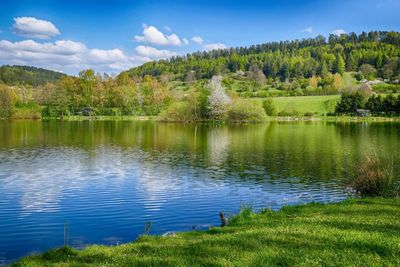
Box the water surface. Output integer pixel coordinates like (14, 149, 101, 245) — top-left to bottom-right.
(0, 120, 399, 265)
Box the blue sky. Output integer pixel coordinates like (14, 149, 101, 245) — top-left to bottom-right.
(0, 0, 399, 75)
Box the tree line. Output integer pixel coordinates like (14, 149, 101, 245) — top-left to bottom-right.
(125, 31, 400, 83)
(335, 85, 400, 115)
(0, 70, 171, 119)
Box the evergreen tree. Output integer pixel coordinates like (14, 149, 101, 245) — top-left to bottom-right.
(334, 54, 345, 74)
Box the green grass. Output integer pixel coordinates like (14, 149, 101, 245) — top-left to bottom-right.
(13, 198, 400, 266)
(42, 115, 156, 121)
(269, 95, 340, 115)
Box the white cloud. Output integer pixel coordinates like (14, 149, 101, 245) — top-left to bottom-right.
(0, 39, 142, 74)
(301, 26, 313, 34)
(203, 42, 227, 51)
(13, 17, 60, 39)
(0, 21, 228, 74)
(134, 25, 182, 46)
(191, 36, 204, 44)
(331, 29, 346, 36)
(164, 26, 172, 32)
(134, 45, 178, 59)
(88, 48, 128, 64)
(0, 40, 86, 63)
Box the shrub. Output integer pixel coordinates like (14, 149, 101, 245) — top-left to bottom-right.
(0, 85, 14, 118)
(159, 101, 196, 122)
(98, 108, 122, 116)
(227, 100, 267, 123)
(350, 155, 399, 197)
(12, 105, 42, 119)
(277, 110, 300, 117)
(373, 83, 400, 94)
(262, 98, 276, 116)
(335, 92, 363, 114)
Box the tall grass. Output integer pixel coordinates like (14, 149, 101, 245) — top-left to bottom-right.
(350, 155, 399, 197)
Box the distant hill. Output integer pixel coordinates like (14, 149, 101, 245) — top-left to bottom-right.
(0, 65, 66, 86)
(122, 31, 400, 82)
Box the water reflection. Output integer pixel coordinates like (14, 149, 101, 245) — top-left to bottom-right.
(0, 120, 399, 265)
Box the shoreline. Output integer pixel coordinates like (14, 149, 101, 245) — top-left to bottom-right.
(12, 197, 400, 266)
(5, 115, 400, 123)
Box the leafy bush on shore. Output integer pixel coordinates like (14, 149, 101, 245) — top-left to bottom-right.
(262, 98, 276, 116)
(11, 105, 42, 119)
(159, 101, 197, 122)
(227, 100, 267, 122)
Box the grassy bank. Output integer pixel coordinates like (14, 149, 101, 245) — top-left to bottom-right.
(16, 114, 400, 123)
(42, 115, 157, 121)
(270, 116, 400, 122)
(13, 198, 400, 266)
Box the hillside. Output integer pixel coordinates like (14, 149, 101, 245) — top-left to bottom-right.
(123, 31, 400, 84)
(0, 65, 66, 86)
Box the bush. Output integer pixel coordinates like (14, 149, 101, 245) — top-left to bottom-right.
(277, 110, 300, 117)
(159, 101, 197, 122)
(373, 83, 400, 94)
(12, 105, 42, 119)
(98, 108, 123, 116)
(227, 100, 267, 123)
(350, 155, 399, 197)
(0, 85, 14, 118)
(262, 98, 276, 116)
(335, 92, 363, 114)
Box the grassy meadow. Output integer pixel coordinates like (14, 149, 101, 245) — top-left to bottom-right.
(269, 95, 339, 115)
(13, 198, 400, 266)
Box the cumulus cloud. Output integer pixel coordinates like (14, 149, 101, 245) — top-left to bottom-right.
(203, 42, 227, 51)
(0, 39, 142, 74)
(134, 45, 178, 59)
(13, 17, 60, 39)
(191, 36, 203, 44)
(0, 21, 227, 74)
(134, 25, 183, 46)
(331, 29, 346, 36)
(88, 48, 129, 64)
(301, 26, 313, 34)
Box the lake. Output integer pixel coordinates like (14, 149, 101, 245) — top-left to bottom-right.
(0, 120, 399, 265)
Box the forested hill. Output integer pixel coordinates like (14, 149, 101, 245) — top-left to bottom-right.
(123, 31, 400, 81)
(0, 65, 66, 86)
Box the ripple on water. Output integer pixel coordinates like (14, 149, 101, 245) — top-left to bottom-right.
(2, 120, 398, 265)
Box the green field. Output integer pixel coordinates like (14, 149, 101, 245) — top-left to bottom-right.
(269, 95, 340, 115)
(13, 198, 400, 266)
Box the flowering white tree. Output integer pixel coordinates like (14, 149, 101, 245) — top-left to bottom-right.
(207, 75, 231, 119)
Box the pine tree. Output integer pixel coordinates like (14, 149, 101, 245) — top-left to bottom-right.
(334, 54, 345, 74)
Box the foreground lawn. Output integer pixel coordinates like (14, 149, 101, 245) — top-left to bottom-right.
(13, 198, 400, 266)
